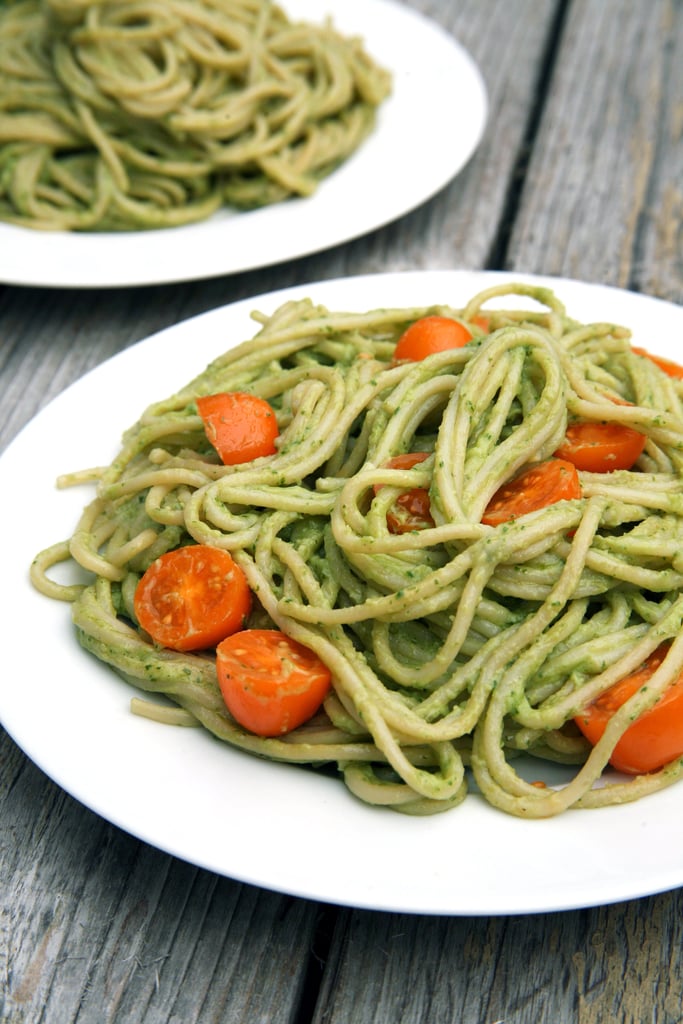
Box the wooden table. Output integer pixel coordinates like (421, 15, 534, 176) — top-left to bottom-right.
(2, 1, 683, 1020)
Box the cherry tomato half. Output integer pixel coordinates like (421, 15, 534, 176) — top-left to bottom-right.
(575, 645, 683, 774)
(134, 545, 252, 652)
(555, 421, 646, 472)
(482, 458, 582, 526)
(374, 453, 435, 533)
(217, 629, 332, 737)
(393, 316, 472, 362)
(197, 391, 278, 465)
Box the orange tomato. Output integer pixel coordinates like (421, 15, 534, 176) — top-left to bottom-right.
(554, 421, 646, 472)
(471, 314, 491, 333)
(134, 545, 252, 652)
(632, 346, 683, 380)
(197, 391, 278, 465)
(374, 453, 434, 534)
(393, 316, 472, 362)
(216, 629, 332, 737)
(575, 645, 683, 773)
(482, 458, 582, 526)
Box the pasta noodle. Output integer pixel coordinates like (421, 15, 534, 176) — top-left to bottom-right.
(0, 0, 390, 230)
(31, 282, 683, 816)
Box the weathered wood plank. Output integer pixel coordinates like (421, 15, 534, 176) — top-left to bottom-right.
(313, 894, 683, 1024)
(506, 0, 683, 304)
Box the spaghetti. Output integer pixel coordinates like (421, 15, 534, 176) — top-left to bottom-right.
(31, 282, 683, 816)
(0, 0, 391, 230)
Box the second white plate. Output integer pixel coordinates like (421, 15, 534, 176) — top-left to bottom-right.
(0, 0, 487, 288)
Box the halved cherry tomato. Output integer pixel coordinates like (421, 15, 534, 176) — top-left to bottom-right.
(482, 458, 581, 526)
(216, 629, 332, 737)
(554, 421, 646, 472)
(574, 644, 683, 774)
(632, 346, 683, 380)
(374, 453, 435, 534)
(197, 391, 278, 465)
(388, 488, 434, 534)
(393, 316, 472, 362)
(134, 545, 252, 652)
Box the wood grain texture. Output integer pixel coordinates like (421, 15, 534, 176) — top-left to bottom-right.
(314, 896, 683, 1023)
(507, 0, 683, 304)
(1, 0, 682, 1021)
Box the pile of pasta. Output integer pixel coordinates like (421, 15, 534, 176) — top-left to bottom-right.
(0, 0, 390, 230)
(32, 282, 683, 816)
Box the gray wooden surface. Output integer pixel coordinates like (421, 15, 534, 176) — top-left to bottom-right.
(2, 1, 683, 1021)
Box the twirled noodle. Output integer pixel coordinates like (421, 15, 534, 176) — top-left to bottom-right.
(0, 0, 390, 230)
(32, 282, 683, 816)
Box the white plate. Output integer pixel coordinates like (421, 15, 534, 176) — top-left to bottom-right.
(0, 0, 486, 289)
(3, 271, 683, 916)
